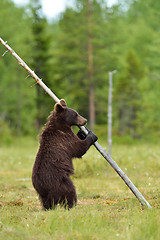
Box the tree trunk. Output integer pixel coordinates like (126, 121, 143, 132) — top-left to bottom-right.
(87, 0, 95, 130)
(108, 72, 112, 155)
(17, 78, 22, 136)
(36, 84, 45, 132)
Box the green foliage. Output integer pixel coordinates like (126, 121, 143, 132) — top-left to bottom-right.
(114, 49, 146, 137)
(0, 118, 12, 145)
(29, 0, 53, 130)
(0, 0, 36, 136)
(56, 0, 117, 121)
(0, 0, 160, 140)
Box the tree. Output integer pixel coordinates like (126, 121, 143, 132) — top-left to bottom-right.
(114, 49, 145, 137)
(55, 0, 120, 129)
(29, 0, 52, 131)
(0, 0, 36, 136)
(123, 0, 160, 138)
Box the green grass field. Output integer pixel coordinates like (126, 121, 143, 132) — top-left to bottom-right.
(0, 138, 160, 239)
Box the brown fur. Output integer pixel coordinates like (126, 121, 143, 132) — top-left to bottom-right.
(32, 99, 97, 210)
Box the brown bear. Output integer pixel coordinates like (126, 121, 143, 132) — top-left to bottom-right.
(32, 99, 97, 210)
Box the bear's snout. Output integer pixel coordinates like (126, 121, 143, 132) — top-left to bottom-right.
(77, 116, 87, 126)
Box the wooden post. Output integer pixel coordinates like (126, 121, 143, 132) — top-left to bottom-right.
(0, 37, 152, 209)
(108, 70, 116, 156)
(87, 0, 95, 131)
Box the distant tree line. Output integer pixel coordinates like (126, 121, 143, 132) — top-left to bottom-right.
(0, 0, 160, 141)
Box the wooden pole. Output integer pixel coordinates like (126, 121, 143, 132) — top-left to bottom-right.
(0, 37, 152, 209)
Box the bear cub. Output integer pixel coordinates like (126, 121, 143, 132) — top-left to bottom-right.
(32, 99, 97, 210)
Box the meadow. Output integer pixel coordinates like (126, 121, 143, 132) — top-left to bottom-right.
(0, 138, 160, 240)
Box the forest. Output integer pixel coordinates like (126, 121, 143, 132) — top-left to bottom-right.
(0, 0, 160, 143)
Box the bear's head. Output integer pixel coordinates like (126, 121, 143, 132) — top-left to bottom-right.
(54, 99, 87, 127)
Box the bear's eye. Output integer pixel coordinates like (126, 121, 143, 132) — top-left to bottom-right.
(74, 112, 78, 117)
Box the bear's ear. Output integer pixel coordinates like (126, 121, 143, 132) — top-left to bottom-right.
(60, 99, 67, 107)
(55, 103, 65, 113)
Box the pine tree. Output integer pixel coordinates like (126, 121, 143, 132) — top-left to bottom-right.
(56, 0, 113, 128)
(29, 0, 52, 131)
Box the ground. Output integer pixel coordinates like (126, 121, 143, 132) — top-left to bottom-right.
(0, 137, 160, 239)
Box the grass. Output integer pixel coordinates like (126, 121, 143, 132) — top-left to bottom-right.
(0, 138, 160, 239)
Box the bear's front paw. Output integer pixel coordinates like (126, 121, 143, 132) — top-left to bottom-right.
(88, 131, 98, 143)
(77, 129, 87, 140)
